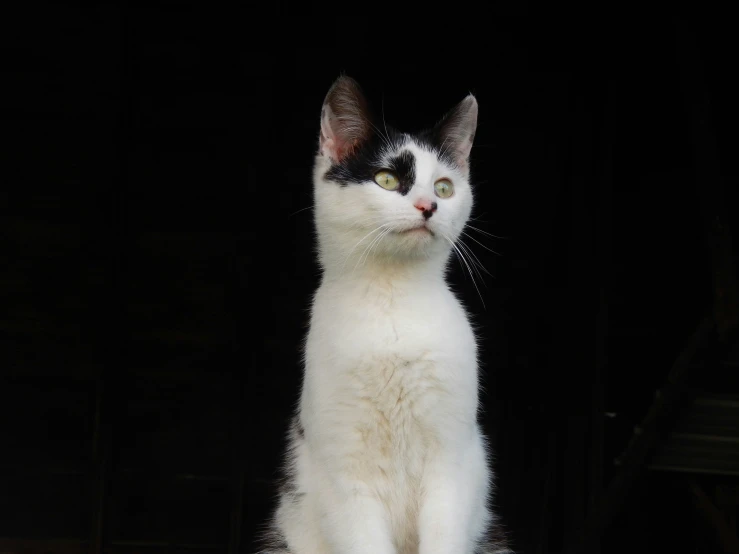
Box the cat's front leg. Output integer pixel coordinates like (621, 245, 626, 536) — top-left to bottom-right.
(418, 432, 491, 554)
(318, 476, 396, 554)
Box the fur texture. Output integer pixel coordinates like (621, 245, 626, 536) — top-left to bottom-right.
(258, 77, 511, 554)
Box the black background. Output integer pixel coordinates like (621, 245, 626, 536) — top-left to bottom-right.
(2, 2, 738, 554)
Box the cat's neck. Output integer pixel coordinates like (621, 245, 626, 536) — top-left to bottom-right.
(316, 225, 451, 287)
(320, 255, 447, 289)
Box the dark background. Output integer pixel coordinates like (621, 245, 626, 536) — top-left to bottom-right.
(2, 2, 738, 554)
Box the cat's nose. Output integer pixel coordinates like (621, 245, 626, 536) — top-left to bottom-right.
(414, 199, 438, 220)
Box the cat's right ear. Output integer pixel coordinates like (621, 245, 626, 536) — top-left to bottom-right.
(319, 76, 373, 163)
(434, 94, 478, 171)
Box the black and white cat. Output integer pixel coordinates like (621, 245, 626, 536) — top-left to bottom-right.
(259, 76, 510, 554)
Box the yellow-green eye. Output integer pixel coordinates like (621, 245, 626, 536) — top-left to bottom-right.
(434, 179, 454, 198)
(374, 171, 400, 191)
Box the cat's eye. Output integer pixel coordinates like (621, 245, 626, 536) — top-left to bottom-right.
(374, 171, 400, 191)
(434, 179, 454, 198)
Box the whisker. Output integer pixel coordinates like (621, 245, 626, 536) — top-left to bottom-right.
(458, 243, 487, 285)
(288, 205, 314, 218)
(444, 233, 485, 309)
(356, 226, 394, 272)
(342, 223, 393, 273)
(368, 120, 393, 152)
(354, 225, 393, 274)
(466, 225, 510, 240)
(461, 231, 502, 256)
(381, 94, 392, 149)
(457, 239, 493, 281)
(439, 132, 452, 159)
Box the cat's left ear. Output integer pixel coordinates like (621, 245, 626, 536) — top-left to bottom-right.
(434, 94, 478, 170)
(319, 76, 374, 163)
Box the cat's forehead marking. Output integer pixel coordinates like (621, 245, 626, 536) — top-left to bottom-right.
(405, 141, 444, 188)
(322, 129, 451, 190)
(322, 130, 403, 186)
(383, 148, 416, 196)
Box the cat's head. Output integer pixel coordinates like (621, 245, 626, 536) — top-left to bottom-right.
(313, 76, 478, 274)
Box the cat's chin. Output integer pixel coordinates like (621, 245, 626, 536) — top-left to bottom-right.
(384, 226, 443, 260)
(394, 225, 436, 248)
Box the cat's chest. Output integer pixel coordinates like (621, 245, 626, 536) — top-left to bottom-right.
(310, 281, 475, 363)
(303, 281, 480, 460)
(306, 282, 478, 421)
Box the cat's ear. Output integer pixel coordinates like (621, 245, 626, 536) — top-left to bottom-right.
(319, 76, 373, 163)
(434, 94, 478, 169)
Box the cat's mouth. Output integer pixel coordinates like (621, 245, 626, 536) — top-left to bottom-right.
(399, 225, 434, 237)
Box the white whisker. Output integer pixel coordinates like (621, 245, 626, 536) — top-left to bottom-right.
(457, 239, 493, 281)
(465, 225, 509, 240)
(342, 223, 393, 274)
(443, 233, 485, 309)
(461, 231, 502, 256)
(288, 205, 314, 218)
(353, 225, 393, 274)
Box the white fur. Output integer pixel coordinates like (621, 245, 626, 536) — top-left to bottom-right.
(260, 106, 509, 554)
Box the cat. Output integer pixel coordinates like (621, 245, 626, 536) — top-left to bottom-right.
(258, 76, 511, 554)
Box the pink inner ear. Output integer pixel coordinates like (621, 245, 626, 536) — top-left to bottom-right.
(318, 77, 373, 163)
(439, 94, 478, 169)
(446, 132, 474, 171)
(458, 136, 474, 164)
(321, 133, 353, 164)
(320, 136, 336, 160)
(320, 105, 342, 162)
(320, 106, 360, 163)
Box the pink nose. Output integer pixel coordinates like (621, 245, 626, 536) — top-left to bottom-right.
(414, 199, 438, 220)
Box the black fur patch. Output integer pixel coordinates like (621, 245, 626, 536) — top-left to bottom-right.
(385, 150, 416, 196)
(322, 116, 467, 199)
(414, 127, 458, 168)
(323, 126, 404, 186)
(323, 124, 460, 191)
